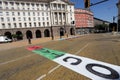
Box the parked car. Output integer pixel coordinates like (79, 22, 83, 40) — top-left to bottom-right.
(0, 36, 12, 43)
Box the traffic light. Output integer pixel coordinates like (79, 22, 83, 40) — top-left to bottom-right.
(84, 0, 90, 8)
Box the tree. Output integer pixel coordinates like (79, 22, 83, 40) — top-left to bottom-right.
(94, 24, 109, 33)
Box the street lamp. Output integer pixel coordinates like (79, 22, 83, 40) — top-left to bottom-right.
(50, 4, 54, 40)
(116, 1, 120, 32)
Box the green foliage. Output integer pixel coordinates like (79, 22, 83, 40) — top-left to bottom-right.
(94, 24, 109, 33)
(12, 34, 17, 38)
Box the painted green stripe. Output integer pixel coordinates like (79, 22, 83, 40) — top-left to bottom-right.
(33, 48, 65, 60)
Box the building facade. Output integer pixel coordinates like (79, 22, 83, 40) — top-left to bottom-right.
(94, 17, 111, 32)
(74, 8, 94, 34)
(0, 0, 75, 40)
(94, 17, 110, 26)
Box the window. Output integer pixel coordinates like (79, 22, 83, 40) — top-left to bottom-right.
(34, 22, 36, 27)
(24, 23, 27, 27)
(29, 17, 31, 21)
(0, 1, 2, 4)
(28, 12, 30, 16)
(36, 4, 39, 7)
(2, 23, 5, 28)
(6, 12, 9, 16)
(10, 2, 14, 6)
(41, 4, 43, 7)
(12, 12, 14, 16)
(43, 22, 45, 26)
(23, 12, 25, 16)
(42, 12, 44, 16)
(33, 12, 35, 16)
(58, 4, 61, 10)
(19, 23, 22, 27)
(14, 23, 17, 28)
(42, 17, 44, 21)
(37, 12, 40, 16)
(8, 23, 11, 28)
(62, 4, 65, 10)
(38, 17, 40, 21)
(0, 7, 2, 9)
(47, 17, 49, 20)
(54, 4, 56, 10)
(18, 17, 21, 21)
(41, 4, 43, 9)
(4, 2, 8, 6)
(38, 22, 41, 26)
(18, 12, 20, 16)
(1, 17, 4, 22)
(45, 4, 48, 10)
(24, 17, 26, 21)
(13, 17, 15, 21)
(47, 22, 49, 26)
(11, 7, 14, 10)
(37, 8, 39, 10)
(0, 12, 3, 16)
(46, 12, 48, 16)
(33, 17, 36, 21)
(29, 23, 31, 27)
(7, 17, 10, 21)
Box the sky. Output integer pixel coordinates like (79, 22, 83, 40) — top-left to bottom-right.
(70, 0, 118, 22)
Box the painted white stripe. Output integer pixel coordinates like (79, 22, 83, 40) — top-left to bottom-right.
(36, 43, 89, 80)
(0, 54, 35, 65)
(36, 74, 46, 80)
(75, 43, 89, 54)
(48, 65, 61, 74)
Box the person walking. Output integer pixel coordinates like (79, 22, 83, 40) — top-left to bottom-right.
(28, 37, 31, 44)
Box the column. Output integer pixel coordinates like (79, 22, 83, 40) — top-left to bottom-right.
(61, 12, 63, 25)
(65, 13, 68, 24)
(57, 12, 59, 25)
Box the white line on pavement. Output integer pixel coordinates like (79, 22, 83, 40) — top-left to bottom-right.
(75, 43, 89, 55)
(0, 54, 35, 66)
(48, 65, 61, 74)
(36, 43, 89, 80)
(36, 74, 46, 80)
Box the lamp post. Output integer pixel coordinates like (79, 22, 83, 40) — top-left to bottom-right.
(116, 1, 120, 32)
(50, 4, 54, 40)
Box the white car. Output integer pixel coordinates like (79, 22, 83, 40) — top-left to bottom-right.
(0, 36, 12, 43)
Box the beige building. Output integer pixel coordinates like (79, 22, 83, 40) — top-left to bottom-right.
(0, 0, 75, 40)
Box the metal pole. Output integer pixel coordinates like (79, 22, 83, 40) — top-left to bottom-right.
(50, 4, 54, 40)
(117, 19, 119, 32)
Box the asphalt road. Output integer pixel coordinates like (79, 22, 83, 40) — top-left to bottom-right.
(0, 33, 120, 80)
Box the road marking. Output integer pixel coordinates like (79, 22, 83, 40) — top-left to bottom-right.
(48, 65, 61, 74)
(36, 43, 89, 80)
(0, 54, 35, 66)
(36, 74, 46, 80)
(75, 43, 89, 55)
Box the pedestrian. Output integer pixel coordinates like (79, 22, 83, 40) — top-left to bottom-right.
(28, 37, 31, 44)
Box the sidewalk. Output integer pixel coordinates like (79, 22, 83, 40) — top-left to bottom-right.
(0, 37, 52, 51)
(0, 34, 87, 51)
(0, 36, 69, 51)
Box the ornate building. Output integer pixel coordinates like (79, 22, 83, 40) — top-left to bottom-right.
(0, 0, 75, 40)
(74, 8, 94, 34)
